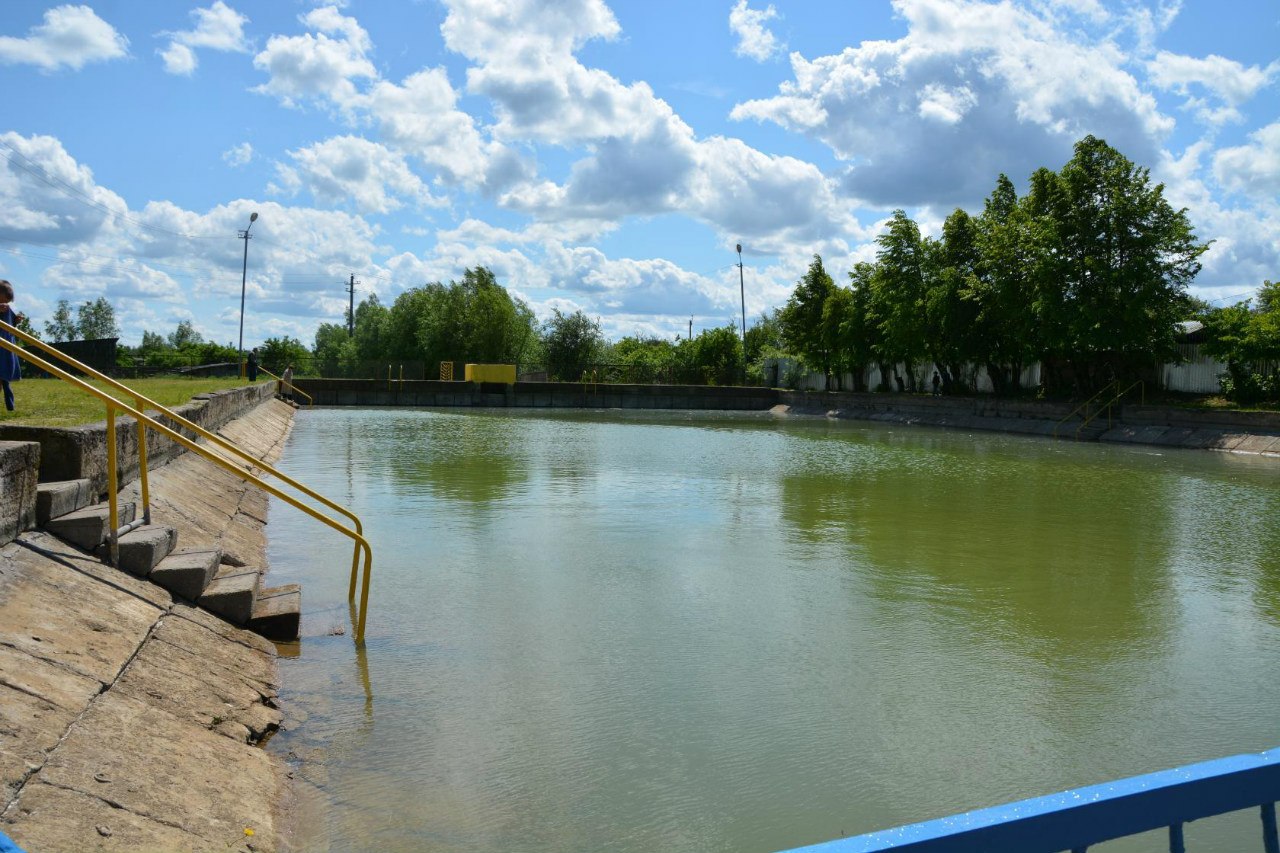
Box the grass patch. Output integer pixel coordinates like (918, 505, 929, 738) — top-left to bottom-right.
(0, 376, 270, 427)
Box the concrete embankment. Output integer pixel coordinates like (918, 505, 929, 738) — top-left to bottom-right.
(1, 396, 297, 853)
(774, 390, 1280, 457)
(295, 377, 778, 410)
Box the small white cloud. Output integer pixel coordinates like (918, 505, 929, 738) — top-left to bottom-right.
(160, 43, 197, 75)
(223, 142, 254, 167)
(159, 1, 250, 75)
(252, 6, 376, 109)
(0, 4, 129, 71)
(729, 0, 782, 62)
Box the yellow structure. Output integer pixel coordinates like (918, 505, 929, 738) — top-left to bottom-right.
(464, 363, 516, 383)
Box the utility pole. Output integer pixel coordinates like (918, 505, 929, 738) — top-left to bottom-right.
(688, 316, 693, 341)
(345, 274, 358, 337)
(736, 243, 746, 346)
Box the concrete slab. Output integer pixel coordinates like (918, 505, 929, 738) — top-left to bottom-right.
(0, 441, 38, 547)
(0, 536, 165, 684)
(0, 644, 101, 803)
(114, 618, 282, 743)
(35, 479, 95, 525)
(2, 780, 231, 853)
(29, 691, 279, 848)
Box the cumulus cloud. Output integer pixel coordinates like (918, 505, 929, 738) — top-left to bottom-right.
(159, 1, 250, 75)
(0, 4, 128, 71)
(274, 136, 445, 213)
(252, 5, 376, 109)
(730, 0, 1173, 208)
(0, 132, 125, 244)
(729, 0, 782, 62)
(1213, 122, 1280, 199)
(1146, 51, 1278, 126)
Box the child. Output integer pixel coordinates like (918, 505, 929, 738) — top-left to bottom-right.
(280, 363, 294, 402)
(0, 281, 24, 411)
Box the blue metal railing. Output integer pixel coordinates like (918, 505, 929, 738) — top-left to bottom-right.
(778, 748, 1280, 853)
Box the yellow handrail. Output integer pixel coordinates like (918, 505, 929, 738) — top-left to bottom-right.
(1076, 379, 1144, 439)
(1053, 380, 1118, 439)
(0, 332, 374, 642)
(3, 321, 356, 593)
(258, 365, 313, 407)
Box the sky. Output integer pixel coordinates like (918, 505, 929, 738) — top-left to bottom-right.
(0, 0, 1277, 348)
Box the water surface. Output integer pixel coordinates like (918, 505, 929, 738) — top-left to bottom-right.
(265, 408, 1280, 852)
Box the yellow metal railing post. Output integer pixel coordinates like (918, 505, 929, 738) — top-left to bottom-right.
(135, 394, 151, 525)
(387, 364, 392, 390)
(106, 403, 119, 566)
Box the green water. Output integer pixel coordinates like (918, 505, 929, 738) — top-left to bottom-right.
(265, 408, 1280, 853)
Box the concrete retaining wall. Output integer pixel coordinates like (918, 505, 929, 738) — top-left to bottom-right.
(0, 440, 39, 546)
(294, 378, 779, 410)
(0, 381, 277, 491)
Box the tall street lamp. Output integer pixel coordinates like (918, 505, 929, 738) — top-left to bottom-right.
(736, 243, 746, 345)
(237, 211, 258, 377)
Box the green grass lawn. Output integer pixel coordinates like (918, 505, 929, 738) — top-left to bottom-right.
(0, 376, 271, 427)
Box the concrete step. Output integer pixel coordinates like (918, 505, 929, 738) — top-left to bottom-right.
(248, 584, 302, 641)
(150, 548, 222, 601)
(36, 479, 96, 525)
(97, 525, 179, 577)
(44, 501, 136, 550)
(199, 565, 260, 625)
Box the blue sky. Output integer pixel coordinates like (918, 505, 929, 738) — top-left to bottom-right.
(1, 0, 1277, 347)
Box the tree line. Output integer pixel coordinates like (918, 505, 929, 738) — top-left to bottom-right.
(773, 135, 1209, 396)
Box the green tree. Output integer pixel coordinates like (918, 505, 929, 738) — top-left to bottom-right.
(542, 309, 604, 381)
(780, 255, 838, 387)
(44, 299, 77, 341)
(612, 336, 678, 383)
(313, 322, 359, 377)
(926, 208, 984, 393)
(168, 320, 203, 349)
(1201, 282, 1280, 403)
(76, 297, 119, 339)
(678, 324, 744, 385)
(1049, 135, 1208, 389)
(259, 336, 311, 373)
(870, 211, 929, 391)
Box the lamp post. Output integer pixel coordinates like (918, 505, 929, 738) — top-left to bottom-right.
(737, 242, 747, 343)
(237, 211, 258, 378)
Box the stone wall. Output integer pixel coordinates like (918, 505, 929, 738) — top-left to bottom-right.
(0, 382, 277, 491)
(294, 378, 779, 410)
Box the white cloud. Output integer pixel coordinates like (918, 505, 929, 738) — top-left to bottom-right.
(0, 4, 128, 71)
(159, 1, 250, 75)
(1213, 122, 1280, 199)
(1146, 51, 1278, 126)
(252, 5, 376, 109)
(275, 136, 445, 213)
(223, 142, 254, 167)
(729, 1, 782, 62)
(0, 132, 126, 244)
(731, 0, 1173, 207)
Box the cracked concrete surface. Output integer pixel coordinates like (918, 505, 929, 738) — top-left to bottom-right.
(1, 398, 296, 852)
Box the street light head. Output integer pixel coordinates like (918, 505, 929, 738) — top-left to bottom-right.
(736, 243, 742, 254)
(249, 211, 259, 223)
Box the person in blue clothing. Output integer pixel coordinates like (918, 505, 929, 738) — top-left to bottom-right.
(0, 280, 25, 412)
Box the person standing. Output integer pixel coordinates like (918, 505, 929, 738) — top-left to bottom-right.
(280, 363, 294, 402)
(246, 348, 259, 381)
(931, 370, 942, 396)
(0, 281, 25, 412)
